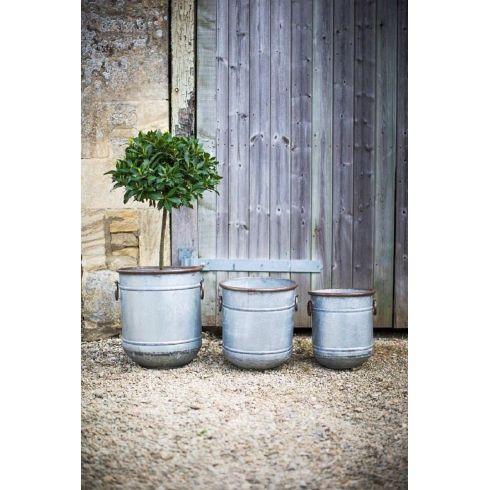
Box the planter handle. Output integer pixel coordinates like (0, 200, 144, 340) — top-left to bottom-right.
(115, 280, 119, 301)
(200, 279, 205, 300)
(307, 300, 312, 317)
(373, 298, 377, 316)
(294, 295, 299, 311)
(218, 294, 223, 312)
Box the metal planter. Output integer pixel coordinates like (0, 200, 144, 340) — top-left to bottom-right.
(307, 289, 375, 369)
(219, 277, 298, 370)
(116, 266, 204, 368)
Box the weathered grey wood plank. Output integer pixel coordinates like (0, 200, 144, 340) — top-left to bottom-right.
(312, 0, 334, 292)
(170, 0, 198, 266)
(332, 0, 355, 288)
(194, 0, 406, 328)
(249, 0, 271, 276)
(228, 0, 250, 279)
(374, 0, 397, 327)
(291, 0, 313, 327)
(353, 0, 376, 289)
(270, 0, 291, 281)
(394, 0, 407, 328)
(196, 0, 217, 325)
(215, 0, 230, 325)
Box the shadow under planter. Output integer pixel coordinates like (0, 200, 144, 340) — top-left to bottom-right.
(116, 266, 204, 369)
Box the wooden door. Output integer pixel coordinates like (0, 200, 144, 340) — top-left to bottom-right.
(174, 0, 407, 328)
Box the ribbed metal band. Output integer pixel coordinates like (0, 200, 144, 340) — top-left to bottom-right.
(313, 345, 373, 356)
(222, 303, 296, 312)
(308, 288, 374, 297)
(122, 337, 201, 347)
(311, 306, 373, 313)
(118, 283, 201, 292)
(223, 346, 292, 356)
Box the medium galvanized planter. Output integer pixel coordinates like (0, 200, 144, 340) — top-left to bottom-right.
(219, 277, 298, 370)
(116, 266, 204, 369)
(307, 289, 376, 369)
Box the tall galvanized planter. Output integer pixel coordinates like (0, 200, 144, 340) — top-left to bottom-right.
(219, 277, 298, 370)
(307, 289, 376, 369)
(116, 266, 204, 368)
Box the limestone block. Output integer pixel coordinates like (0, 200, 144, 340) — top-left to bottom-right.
(81, 1, 169, 101)
(82, 158, 125, 209)
(108, 209, 138, 220)
(111, 232, 138, 249)
(82, 102, 109, 159)
(82, 270, 120, 340)
(81, 209, 107, 271)
(109, 220, 139, 233)
(107, 255, 137, 271)
(112, 247, 139, 258)
(109, 103, 137, 129)
(108, 209, 139, 233)
(110, 137, 130, 160)
(81, 159, 149, 209)
(82, 320, 121, 342)
(136, 100, 170, 131)
(82, 255, 107, 272)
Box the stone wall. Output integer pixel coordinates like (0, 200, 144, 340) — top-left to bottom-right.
(82, 0, 170, 340)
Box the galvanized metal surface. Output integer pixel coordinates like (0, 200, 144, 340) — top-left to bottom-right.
(308, 289, 374, 369)
(181, 257, 322, 273)
(118, 266, 203, 275)
(220, 277, 298, 370)
(117, 267, 203, 368)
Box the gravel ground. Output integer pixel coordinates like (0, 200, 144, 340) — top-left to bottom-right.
(82, 332, 407, 490)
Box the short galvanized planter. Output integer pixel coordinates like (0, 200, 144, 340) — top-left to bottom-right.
(307, 289, 376, 369)
(219, 277, 298, 370)
(116, 266, 204, 369)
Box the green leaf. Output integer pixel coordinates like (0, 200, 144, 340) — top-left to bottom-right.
(104, 130, 222, 212)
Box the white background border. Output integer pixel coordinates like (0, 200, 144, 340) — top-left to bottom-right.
(2, 0, 490, 488)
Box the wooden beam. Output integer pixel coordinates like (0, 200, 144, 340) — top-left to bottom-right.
(270, 0, 292, 282)
(332, 0, 355, 288)
(249, 0, 271, 274)
(228, 0, 250, 281)
(312, 0, 334, 291)
(196, 0, 218, 325)
(291, 0, 313, 327)
(394, 0, 408, 328)
(216, 0, 230, 326)
(374, 0, 398, 327)
(170, 0, 198, 266)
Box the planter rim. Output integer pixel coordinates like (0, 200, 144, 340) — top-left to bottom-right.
(220, 276, 298, 293)
(117, 266, 203, 275)
(308, 288, 374, 297)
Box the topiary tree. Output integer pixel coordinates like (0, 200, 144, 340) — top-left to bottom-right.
(106, 130, 221, 269)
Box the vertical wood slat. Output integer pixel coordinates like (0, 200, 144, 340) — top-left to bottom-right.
(196, 0, 217, 325)
(249, 0, 271, 275)
(193, 0, 407, 328)
(291, 0, 313, 327)
(332, 0, 355, 288)
(228, 0, 250, 278)
(394, 0, 408, 328)
(374, 0, 397, 327)
(170, 0, 197, 267)
(312, 0, 334, 291)
(215, 0, 230, 325)
(270, 0, 291, 280)
(353, 0, 376, 289)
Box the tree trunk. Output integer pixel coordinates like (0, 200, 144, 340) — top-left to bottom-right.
(159, 209, 167, 269)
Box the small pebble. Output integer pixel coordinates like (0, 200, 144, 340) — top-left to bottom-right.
(82, 333, 407, 489)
